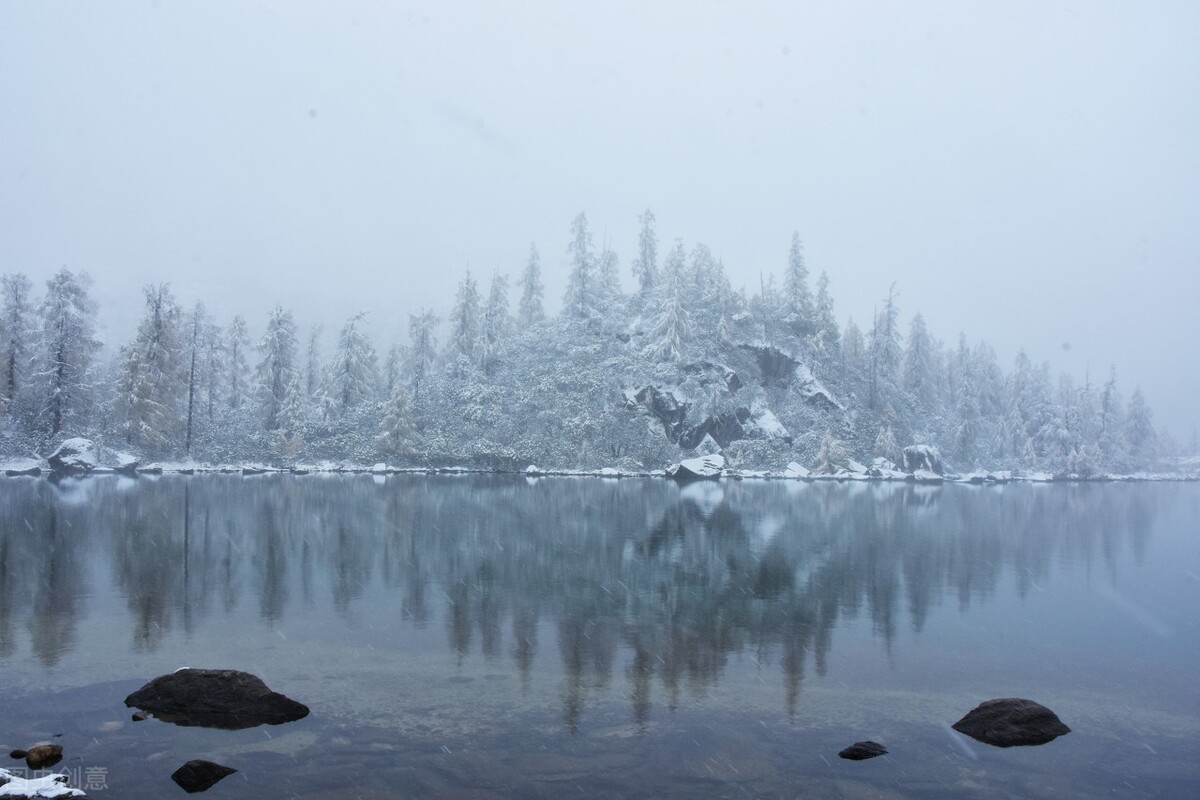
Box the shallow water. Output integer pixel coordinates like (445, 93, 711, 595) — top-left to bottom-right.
(1, 475, 1198, 798)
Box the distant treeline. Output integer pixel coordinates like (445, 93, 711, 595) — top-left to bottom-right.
(0, 211, 1183, 472)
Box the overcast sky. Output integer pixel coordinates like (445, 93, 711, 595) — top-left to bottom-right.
(2, 1, 1197, 436)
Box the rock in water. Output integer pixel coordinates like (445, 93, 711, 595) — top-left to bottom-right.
(124, 668, 309, 730)
(47, 438, 97, 475)
(171, 760, 237, 793)
(952, 698, 1070, 747)
(8, 749, 28, 759)
(838, 741, 887, 760)
(0, 768, 87, 798)
(667, 454, 725, 481)
(24, 743, 63, 769)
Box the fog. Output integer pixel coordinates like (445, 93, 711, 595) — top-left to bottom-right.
(1, 1, 1196, 436)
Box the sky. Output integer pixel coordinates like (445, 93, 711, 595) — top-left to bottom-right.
(1, 1, 1197, 437)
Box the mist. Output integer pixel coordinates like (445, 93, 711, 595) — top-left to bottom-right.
(2, 0, 1196, 437)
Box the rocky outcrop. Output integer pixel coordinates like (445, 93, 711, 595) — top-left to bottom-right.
(171, 760, 237, 793)
(124, 668, 309, 730)
(47, 438, 97, 475)
(838, 741, 887, 760)
(951, 698, 1070, 747)
(740, 344, 799, 384)
(902, 445, 943, 475)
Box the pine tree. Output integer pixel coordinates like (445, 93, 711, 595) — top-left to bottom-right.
(643, 252, 690, 363)
(481, 272, 511, 373)
(324, 312, 379, 413)
(255, 305, 299, 430)
(517, 244, 545, 328)
(813, 271, 839, 357)
(631, 208, 658, 297)
(563, 212, 596, 320)
(1, 273, 33, 408)
(225, 315, 251, 410)
(903, 313, 936, 406)
(115, 284, 184, 453)
(383, 342, 404, 396)
(783, 232, 814, 337)
(874, 426, 901, 466)
(305, 325, 323, 398)
(1124, 386, 1156, 467)
(447, 271, 482, 364)
(199, 316, 224, 421)
(183, 301, 210, 455)
(275, 373, 307, 460)
(597, 245, 621, 310)
(405, 309, 439, 399)
(377, 383, 417, 457)
(36, 268, 99, 437)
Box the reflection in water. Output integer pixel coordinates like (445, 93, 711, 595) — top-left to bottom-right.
(0, 475, 1164, 729)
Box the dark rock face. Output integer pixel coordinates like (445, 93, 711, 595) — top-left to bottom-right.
(739, 344, 799, 385)
(171, 760, 237, 793)
(23, 743, 63, 769)
(678, 409, 749, 451)
(47, 438, 97, 475)
(838, 741, 887, 760)
(634, 385, 690, 442)
(902, 445, 944, 475)
(125, 668, 309, 730)
(952, 698, 1070, 747)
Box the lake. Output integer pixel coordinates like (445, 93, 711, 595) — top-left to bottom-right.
(1, 475, 1198, 798)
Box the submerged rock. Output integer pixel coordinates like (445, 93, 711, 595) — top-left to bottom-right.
(952, 698, 1070, 747)
(47, 438, 97, 475)
(23, 743, 63, 770)
(124, 668, 309, 730)
(838, 741, 887, 760)
(171, 760, 237, 793)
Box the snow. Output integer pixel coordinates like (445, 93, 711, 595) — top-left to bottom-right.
(0, 770, 85, 798)
(598, 467, 620, 477)
(911, 469, 944, 484)
(783, 461, 810, 479)
(750, 402, 789, 439)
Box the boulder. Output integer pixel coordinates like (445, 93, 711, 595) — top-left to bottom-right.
(23, 743, 63, 770)
(124, 668, 309, 730)
(667, 454, 725, 481)
(47, 438, 97, 475)
(113, 451, 139, 475)
(171, 760, 237, 793)
(902, 445, 943, 475)
(951, 698, 1070, 747)
(838, 741, 887, 760)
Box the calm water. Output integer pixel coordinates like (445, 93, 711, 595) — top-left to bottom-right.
(1, 476, 1198, 799)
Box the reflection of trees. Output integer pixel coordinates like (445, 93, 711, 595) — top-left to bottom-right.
(0, 475, 1167, 725)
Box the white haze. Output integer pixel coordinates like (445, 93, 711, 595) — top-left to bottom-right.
(1, 1, 1197, 436)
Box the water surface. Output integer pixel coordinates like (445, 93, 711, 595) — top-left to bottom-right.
(1, 476, 1197, 798)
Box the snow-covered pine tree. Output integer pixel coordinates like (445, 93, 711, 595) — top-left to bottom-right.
(813, 270, 839, 358)
(597, 245, 621, 311)
(481, 272, 511, 374)
(1, 273, 33, 409)
(183, 301, 211, 455)
(874, 426, 901, 466)
(783, 232, 814, 338)
(643, 247, 691, 363)
(447, 272, 482, 365)
(276, 373, 307, 460)
(383, 342, 404, 396)
(200, 315, 224, 421)
(36, 268, 99, 437)
(1124, 386, 1156, 468)
(563, 212, 597, 321)
(903, 313, 937, 407)
(255, 305, 299, 431)
(517, 244, 545, 328)
(631, 208, 658, 298)
(324, 312, 379, 414)
(114, 284, 185, 453)
(226, 315, 251, 410)
(305, 325, 323, 398)
(377, 382, 417, 457)
(405, 309, 439, 399)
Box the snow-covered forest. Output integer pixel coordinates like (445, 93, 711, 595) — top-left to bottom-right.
(0, 212, 1185, 474)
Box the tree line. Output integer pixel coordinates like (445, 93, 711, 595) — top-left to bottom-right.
(0, 211, 1183, 472)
